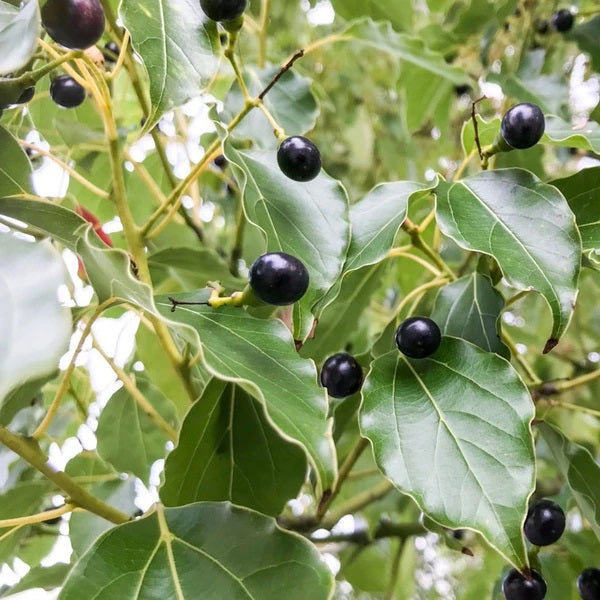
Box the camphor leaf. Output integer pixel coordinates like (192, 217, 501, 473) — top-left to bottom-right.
(0, 0, 40, 76)
(544, 116, 600, 153)
(120, 0, 219, 127)
(157, 291, 337, 495)
(360, 337, 535, 568)
(0, 234, 72, 406)
(551, 166, 600, 251)
(222, 139, 350, 340)
(567, 15, 600, 73)
(161, 380, 306, 516)
(0, 125, 32, 195)
(539, 422, 600, 542)
(436, 169, 581, 351)
(59, 502, 334, 600)
(431, 273, 509, 358)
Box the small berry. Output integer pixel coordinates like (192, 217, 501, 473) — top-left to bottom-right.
(248, 252, 309, 306)
(395, 317, 441, 359)
(503, 569, 547, 600)
(534, 19, 549, 35)
(42, 0, 105, 50)
(50, 75, 86, 108)
(42, 507, 62, 525)
(16, 86, 35, 104)
(552, 9, 574, 33)
(102, 41, 119, 63)
(213, 154, 227, 169)
(454, 84, 471, 97)
(199, 0, 247, 22)
(320, 353, 363, 399)
(578, 568, 600, 600)
(524, 499, 565, 546)
(501, 103, 545, 149)
(277, 136, 322, 182)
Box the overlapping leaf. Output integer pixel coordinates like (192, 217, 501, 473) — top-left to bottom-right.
(0, 125, 31, 195)
(544, 116, 600, 153)
(0, 0, 39, 75)
(431, 273, 509, 357)
(161, 380, 306, 516)
(436, 169, 581, 350)
(120, 0, 219, 126)
(158, 291, 337, 494)
(59, 502, 334, 600)
(360, 337, 535, 567)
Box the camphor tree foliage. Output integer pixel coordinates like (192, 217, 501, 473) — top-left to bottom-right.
(1, 0, 600, 597)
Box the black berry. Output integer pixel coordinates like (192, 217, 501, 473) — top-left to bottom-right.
(503, 569, 547, 600)
(277, 136, 322, 182)
(50, 75, 86, 108)
(454, 84, 471, 97)
(248, 252, 309, 306)
(501, 103, 545, 149)
(42, 0, 105, 49)
(395, 317, 441, 359)
(320, 353, 363, 399)
(102, 41, 119, 63)
(199, 0, 247, 22)
(213, 154, 227, 169)
(16, 86, 35, 104)
(524, 499, 565, 546)
(552, 9, 574, 33)
(534, 19, 549, 35)
(578, 568, 600, 600)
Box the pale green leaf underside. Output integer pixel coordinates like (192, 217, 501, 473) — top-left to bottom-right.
(120, 0, 219, 126)
(436, 169, 581, 347)
(161, 380, 306, 516)
(0, 0, 39, 76)
(539, 423, 600, 542)
(544, 116, 600, 153)
(59, 503, 334, 600)
(360, 337, 535, 567)
(157, 292, 337, 494)
(0, 234, 71, 405)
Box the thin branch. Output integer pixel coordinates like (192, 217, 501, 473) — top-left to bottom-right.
(471, 96, 487, 160)
(258, 50, 304, 100)
(0, 504, 75, 529)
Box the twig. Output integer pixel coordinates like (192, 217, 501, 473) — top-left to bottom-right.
(471, 96, 488, 160)
(258, 50, 304, 100)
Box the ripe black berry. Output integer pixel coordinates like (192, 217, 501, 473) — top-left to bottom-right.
(395, 317, 441, 359)
(42, 0, 105, 49)
(16, 86, 35, 104)
(501, 103, 545, 149)
(454, 84, 471, 97)
(199, 0, 247, 22)
(248, 252, 309, 306)
(103, 41, 119, 63)
(50, 75, 86, 108)
(524, 499, 565, 546)
(503, 569, 547, 600)
(277, 136, 322, 182)
(578, 568, 600, 600)
(320, 353, 363, 399)
(213, 154, 227, 169)
(552, 9, 574, 33)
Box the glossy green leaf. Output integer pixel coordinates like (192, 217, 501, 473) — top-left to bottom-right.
(551, 167, 600, 251)
(0, 125, 32, 195)
(461, 115, 500, 158)
(59, 502, 334, 600)
(431, 273, 509, 357)
(360, 337, 535, 567)
(0, 234, 72, 406)
(96, 381, 178, 481)
(345, 19, 469, 85)
(539, 422, 600, 541)
(157, 291, 336, 495)
(331, 0, 413, 31)
(0, 0, 39, 75)
(1, 563, 71, 596)
(120, 0, 219, 126)
(223, 141, 350, 339)
(436, 169, 581, 349)
(544, 116, 600, 153)
(161, 380, 306, 516)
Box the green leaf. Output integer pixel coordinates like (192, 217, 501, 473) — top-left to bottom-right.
(0, 125, 32, 195)
(568, 15, 600, 73)
(224, 65, 319, 148)
(436, 169, 581, 349)
(345, 19, 469, 85)
(330, 0, 413, 31)
(1, 564, 71, 596)
(551, 166, 600, 251)
(461, 115, 500, 158)
(0, 234, 72, 406)
(96, 381, 178, 481)
(360, 337, 535, 567)
(161, 380, 306, 516)
(544, 116, 600, 153)
(0, 0, 39, 75)
(223, 141, 350, 339)
(539, 422, 600, 541)
(59, 502, 334, 600)
(431, 273, 509, 357)
(120, 0, 219, 126)
(157, 291, 337, 495)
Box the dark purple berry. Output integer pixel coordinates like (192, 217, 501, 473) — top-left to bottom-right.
(502, 569, 547, 600)
(16, 86, 35, 104)
(501, 103, 545, 149)
(248, 252, 309, 306)
(578, 568, 600, 600)
(42, 0, 106, 50)
(524, 499, 565, 546)
(320, 353, 363, 399)
(50, 75, 86, 108)
(552, 9, 574, 33)
(199, 0, 247, 22)
(102, 41, 119, 62)
(395, 317, 441, 359)
(277, 136, 322, 182)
